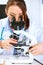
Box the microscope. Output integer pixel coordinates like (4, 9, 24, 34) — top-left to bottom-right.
(9, 16, 37, 63)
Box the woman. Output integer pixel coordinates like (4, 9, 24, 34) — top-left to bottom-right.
(0, 0, 29, 55)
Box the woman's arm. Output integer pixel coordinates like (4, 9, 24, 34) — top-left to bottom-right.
(0, 40, 2, 48)
(0, 38, 18, 51)
(29, 43, 43, 55)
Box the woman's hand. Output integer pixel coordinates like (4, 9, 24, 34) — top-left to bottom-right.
(29, 43, 43, 55)
(1, 38, 18, 51)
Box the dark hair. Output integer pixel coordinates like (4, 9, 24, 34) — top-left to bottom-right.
(5, 0, 30, 29)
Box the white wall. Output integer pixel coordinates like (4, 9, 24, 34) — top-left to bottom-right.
(40, 0, 43, 28)
(0, 0, 41, 27)
(25, 0, 41, 27)
(0, 0, 8, 4)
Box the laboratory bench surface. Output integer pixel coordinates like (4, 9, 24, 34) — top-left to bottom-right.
(0, 55, 43, 65)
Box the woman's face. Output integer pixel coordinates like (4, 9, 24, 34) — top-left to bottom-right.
(6, 5, 24, 22)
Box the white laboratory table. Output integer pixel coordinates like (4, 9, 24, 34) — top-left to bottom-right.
(0, 55, 43, 65)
